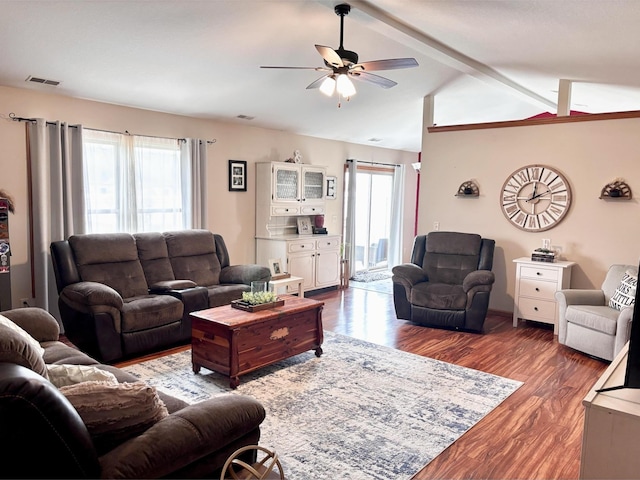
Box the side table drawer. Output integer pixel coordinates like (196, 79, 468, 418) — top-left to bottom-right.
(518, 297, 556, 321)
(520, 265, 559, 282)
(519, 279, 557, 300)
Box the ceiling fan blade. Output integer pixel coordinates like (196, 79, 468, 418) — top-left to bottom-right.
(315, 45, 344, 68)
(306, 75, 331, 90)
(352, 58, 418, 71)
(350, 71, 397, 89)
(260, 66, 326, 70)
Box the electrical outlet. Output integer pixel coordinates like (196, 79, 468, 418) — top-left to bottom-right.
(433, 221, 440, 231)
(20, 298, 29, 308)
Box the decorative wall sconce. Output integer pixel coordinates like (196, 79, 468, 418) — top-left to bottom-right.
(600, 179, 632, 200)
(455, 180, 479, 197)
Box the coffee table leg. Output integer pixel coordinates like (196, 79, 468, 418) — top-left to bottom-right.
(315, 346, 323, 357)
(193, 362, 201, 374)
(230, 376, 240, 389)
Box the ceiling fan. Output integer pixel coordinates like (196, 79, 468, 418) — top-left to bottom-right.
(260, 3, 418, 103)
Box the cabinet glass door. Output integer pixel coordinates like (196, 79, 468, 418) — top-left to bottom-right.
(303, 170, 324, 201)
(274, 167, 299, 201)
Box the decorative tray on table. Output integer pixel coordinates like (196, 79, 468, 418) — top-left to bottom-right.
(231, 299, 285, 312)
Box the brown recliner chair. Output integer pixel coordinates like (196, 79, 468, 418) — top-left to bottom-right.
(392, 232, 495, 332)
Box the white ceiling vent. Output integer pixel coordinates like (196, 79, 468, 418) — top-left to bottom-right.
(25, 75, 61, 86)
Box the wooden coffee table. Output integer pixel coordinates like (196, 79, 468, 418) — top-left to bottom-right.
(190, 295, 324, 388)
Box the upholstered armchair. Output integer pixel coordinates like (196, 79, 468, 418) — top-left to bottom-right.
(392, 232, 496, 332)
(556, 264, 638, 361)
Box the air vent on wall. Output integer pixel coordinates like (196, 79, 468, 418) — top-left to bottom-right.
(25, 75, 61, 86)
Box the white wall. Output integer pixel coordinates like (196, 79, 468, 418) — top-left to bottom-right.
(0, 85, 418, 307)
(420, 117, 640, 313)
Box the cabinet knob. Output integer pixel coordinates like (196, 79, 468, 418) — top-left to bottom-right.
(301, 245, 305, 248)
(535, 287, 540, 292)
(534, 307, 539, 311)
(536, 272, 542, 276)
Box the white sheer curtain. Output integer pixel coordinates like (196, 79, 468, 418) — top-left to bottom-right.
(388, 164, 405, 267)
(27, 119, 85, 315)
(83, 131, 207, 232)
(181, 139, 208, 229)
(343, 159, 358, 275)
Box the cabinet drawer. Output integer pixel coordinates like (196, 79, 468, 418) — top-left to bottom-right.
(300, 205, 324, 215)
(520, 265, 559, 282)
(519, 278, 557, 300)
(288, 240, 315, 253)
(518, 297, 556, 321)
(316, 237, 340, 250)
(271, 206, 299, 216)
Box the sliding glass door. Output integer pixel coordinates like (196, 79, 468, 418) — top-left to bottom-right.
(351, 165, 394, 273)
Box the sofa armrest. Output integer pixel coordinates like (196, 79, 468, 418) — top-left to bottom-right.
(391, 263, 427, 288)
(615, 306, 635, 358)
(555, 289, 605, 307)
(60, 282, 124, 311)
(1, 307, 60, 342)
(220, 265, 271, 285)
(462, 270, 495, 293)
(99, 394, 266, 479)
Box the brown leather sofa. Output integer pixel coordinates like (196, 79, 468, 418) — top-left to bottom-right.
(51, 230, 271, 362)
(0, 307, 266, 479)
(392, 231, 495, 332)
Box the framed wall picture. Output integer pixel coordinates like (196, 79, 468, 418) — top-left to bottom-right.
(228, 160, 247, 192)
(326, 176, 337, 200)
(296, 216, 313, 235)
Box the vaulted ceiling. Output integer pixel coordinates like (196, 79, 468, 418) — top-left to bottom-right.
(2, 0, 640, 152)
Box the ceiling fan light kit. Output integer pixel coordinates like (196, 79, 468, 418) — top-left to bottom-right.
(260, 3, 418, 105)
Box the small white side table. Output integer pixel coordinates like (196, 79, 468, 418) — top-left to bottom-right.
(269, 275, 304, 298)
(512, 257, 575, 334)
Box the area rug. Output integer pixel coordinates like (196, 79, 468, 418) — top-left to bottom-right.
(350, 277, 393, 295)
(124, 332, 521, 480)
(351, 269, 393, 283)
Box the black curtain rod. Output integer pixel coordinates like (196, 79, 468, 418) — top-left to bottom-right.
(346, 158, 400, 167)
(8, 113, 216, 144)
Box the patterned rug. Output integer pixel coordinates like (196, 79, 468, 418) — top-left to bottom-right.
(124, 332, 521, 480)
(351, 270, 393, 283)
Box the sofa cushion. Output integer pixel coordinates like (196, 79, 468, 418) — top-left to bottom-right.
(134, 232, 177, 287)
(565, 305, 620, 335)
(411, 282, 467, 310)
(609, 270, 638, 311)
(121, 295, 183, 333)
(422, 233, 482, 285)
(164, 230, 222, 286)
(207, 284, 251, 308)
(47, 364, 119, 388)
(0, 323, 48, 378)
(59, 380, 169, 455)
(70, 233, 149, 299)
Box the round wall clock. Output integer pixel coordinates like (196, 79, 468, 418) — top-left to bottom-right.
(500, 164, 572, 232)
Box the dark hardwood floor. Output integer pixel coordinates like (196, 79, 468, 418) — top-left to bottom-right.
(116, 284, 608, 479)
(309, 286, 608, 480)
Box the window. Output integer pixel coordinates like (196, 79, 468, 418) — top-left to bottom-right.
(83, 129, 191, 233)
